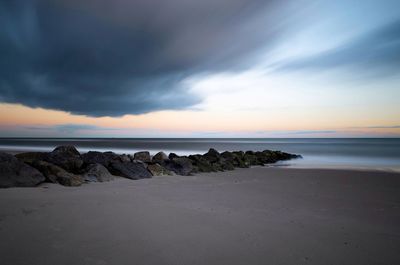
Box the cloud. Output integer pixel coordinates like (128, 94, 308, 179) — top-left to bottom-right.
(0, 0, 293, 117)
(23, 123, 119, 134)
(276, 19, 400, 76)
(289, 130, 337, 135)
(362, 125, 400, 129)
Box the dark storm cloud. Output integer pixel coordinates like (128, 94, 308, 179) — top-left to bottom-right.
(24, 123, 119, 133)
(277, 20, 400, 75)
(0, 0, 288, 117)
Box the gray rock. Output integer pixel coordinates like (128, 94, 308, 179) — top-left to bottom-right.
(0, 152, 45, 188)
(147, 163, 172, 176)
(243, 151, 262, 166)
(83, 163, 115, 182)
(168, 153, 180, 160)
(203, 148, 221, 163)
(45, 145, 83, 173)
(133, 151, 151, 163)
(164, 157, 193, 176)
(152, 152, 168, 164)
(188, 154, 216, 173)
(232, 151, 249, 168)
(82, 151, 120, 167)
(31, 160, 83, 186)
(15, 152, 48, 164)
(120, 154, 131, 163)
(109, 161, 152, 180)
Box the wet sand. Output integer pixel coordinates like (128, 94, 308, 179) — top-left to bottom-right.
(1, 167, 399, 265)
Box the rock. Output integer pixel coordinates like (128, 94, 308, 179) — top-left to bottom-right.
(133, 151, 151, 163)
(274, 151, 302, 161)
(203, 148, 220, 163)
(147, 163, 172, 176)
(164, 157, 193, 176)
(31, 160, 83, 186)
(120, 154, 131, 163)
(45, 145, 83, 173)
(0, 152, 45, 188)
(220, 158, 235, 171)
(188, 154, 216, 172)
(232, 151, 249, 168)
(243, 151, 263, 166)
(219, 152, 237, 170)
(82, 151, 120, 167)
(109, 161, 152, 180)
(15, 152, 47, 164)
(82, 163, 115, 182)
(168, 153, 180, 160)
(152, 152, 168, 164)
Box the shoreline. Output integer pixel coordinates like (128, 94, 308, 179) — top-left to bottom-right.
(1, 167, 399, 265)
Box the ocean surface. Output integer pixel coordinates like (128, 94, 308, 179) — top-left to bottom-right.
(1, 138, 399, 172)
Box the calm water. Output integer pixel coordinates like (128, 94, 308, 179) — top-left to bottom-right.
(1, 138, 399, 172)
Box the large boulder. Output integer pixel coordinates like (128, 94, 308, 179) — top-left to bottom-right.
(195, 149, 234, 172)
(15, 152, 47, 164)
(83, 163, 115, 182)
(164, 157, 193, 176)
(147, 163, 172, 176)
(82, 151, 120, 167)
(133, 151, 151, 163)
(243, 151, 263, 166)
(120, 154, 132, 163)
(152, 152, 168, 164)
(273, 151, 302, 161)
(231, 151, 249, 168)
(168, 153, 180, 160)
(219, 158, 235, 171)
(0, 152, 45, 188)
(188, 154, 216, 173)
(31, 160, 83, 186)
(203, 148, 221, 163)
(109, 161, 152, 180)
(45, 146, 83, 173)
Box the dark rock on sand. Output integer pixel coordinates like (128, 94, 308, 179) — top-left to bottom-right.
(188, 154, 216, 173)
(168, 153, 180, 160)
(82, 151, 120, 167)
(45, 146, 83, 173)
(147, 163, 173, 176)
(198, 149, 234, 171)
(244, 151, 263, 166)
(120, 154, 131, 163)
(220, 152, 241, 170)
(31, 160, 83, 186)
(164, 157, 193, 176)
(15, 152, 48, 164)
(220, 158, 235, 171)
(0, 152, 45, 188)
(133, 151, 151, 163)
(231, 151, 249, 168)
(109, 161, 152, 180)
(203, 148, 221, 163)
(83, 163, 115, 182)
(152, 151, 168, 164)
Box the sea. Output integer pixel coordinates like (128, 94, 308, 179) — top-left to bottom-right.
(1, 138, 399, 172)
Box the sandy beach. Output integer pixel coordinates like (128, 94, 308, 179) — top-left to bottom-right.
(1, 167, 400, 265)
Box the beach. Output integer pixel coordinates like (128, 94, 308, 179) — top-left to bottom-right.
(1, 167, 399, 265)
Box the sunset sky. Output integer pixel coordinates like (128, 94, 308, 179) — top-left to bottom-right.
(1, 0, 399, 137)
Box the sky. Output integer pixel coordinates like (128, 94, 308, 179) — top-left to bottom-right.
(0, 0, 399, 138)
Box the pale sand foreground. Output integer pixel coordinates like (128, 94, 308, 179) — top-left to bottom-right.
(1, 167, 400, 265)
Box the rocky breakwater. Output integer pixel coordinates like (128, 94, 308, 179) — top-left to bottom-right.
(0, 146, 301, 188)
